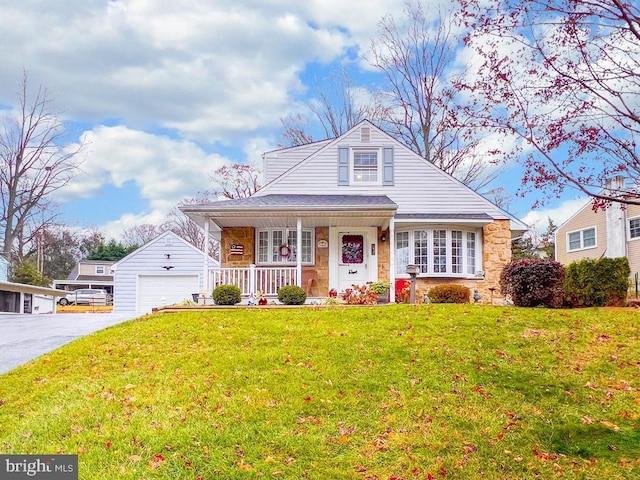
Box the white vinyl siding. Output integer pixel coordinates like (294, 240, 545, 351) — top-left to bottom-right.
(567, 227, 596, 252)
(256, 125, 513, 221)
(396, 228, 480, 277)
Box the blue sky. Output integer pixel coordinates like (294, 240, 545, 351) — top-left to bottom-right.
(0, 0, 587, 240)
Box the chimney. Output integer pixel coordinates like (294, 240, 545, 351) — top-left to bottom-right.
(605, 176, 626, 258)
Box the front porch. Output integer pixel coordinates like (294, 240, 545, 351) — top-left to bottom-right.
(209, 265, 320, 299)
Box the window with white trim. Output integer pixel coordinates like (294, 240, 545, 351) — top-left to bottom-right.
(567, 227, 596, 251)
(256, 228, 314, 264)
(629, 217, 640, 239)
(352, 149, 380, 184)
(396, 228, 481, 277)
(95, 265, 105, 275)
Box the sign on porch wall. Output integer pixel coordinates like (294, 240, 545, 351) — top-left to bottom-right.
(230, 244, 244, 255)
(317, 240, 328, 248)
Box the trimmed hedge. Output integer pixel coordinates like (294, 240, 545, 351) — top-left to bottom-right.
(277, 285, 307, 305)
(564, 257, 630, 307)
(212, 284, 242, 305)
(500, 258, 565, 308)
(427, 284, 470, 304)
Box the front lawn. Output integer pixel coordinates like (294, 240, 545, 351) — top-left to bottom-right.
(0, 305, 639, 479)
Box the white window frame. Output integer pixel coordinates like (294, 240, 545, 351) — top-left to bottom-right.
(350, 148, 381, 185)
(629, 217, 640, 241)
(255, 228, 315, 265)
(95, 265, 105, 275)
(395, 227, 482, 278)
(566, 226, 597, 252)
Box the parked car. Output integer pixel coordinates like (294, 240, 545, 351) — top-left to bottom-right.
(58, 289, 108, 306)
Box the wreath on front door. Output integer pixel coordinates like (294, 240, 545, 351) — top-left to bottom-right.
(279, 244, 291, 258)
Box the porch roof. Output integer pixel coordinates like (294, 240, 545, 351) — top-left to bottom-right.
(181, 194, 398, 232)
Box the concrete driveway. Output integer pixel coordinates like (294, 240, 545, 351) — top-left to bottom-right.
(0, 313, 138, 375)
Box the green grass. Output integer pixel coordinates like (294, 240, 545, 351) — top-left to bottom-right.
(1, 304, 639, 479)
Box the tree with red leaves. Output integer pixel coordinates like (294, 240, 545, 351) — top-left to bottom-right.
(457, 0, 640, 207)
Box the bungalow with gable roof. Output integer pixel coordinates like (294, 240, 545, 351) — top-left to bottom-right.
(180, 120, 528, 303)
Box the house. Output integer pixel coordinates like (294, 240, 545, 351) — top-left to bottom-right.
(180, 120, 528, 303)
(111, 230, 218, 314)
(53, 259, 115, 297)
(0, 255, 66, 313)
(555, 176, 640, 279)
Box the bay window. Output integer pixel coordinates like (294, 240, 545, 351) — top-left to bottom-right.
(396, 228, 481, 277)
(257, 228, 314, 264)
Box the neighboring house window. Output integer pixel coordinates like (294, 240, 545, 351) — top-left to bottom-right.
(95, 265, 105, 275)
(629, 217, 640, 239)
(352, 149, 379, 183)
(567, 227, 596, 251)
(256, 228, 314, 264)
(396, 228, 481, 277)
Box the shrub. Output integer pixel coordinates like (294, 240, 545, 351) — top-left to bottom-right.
(564, 257, 630, 307)
(500, 259, 565, 308)
(278, 285, 307, 305)
(342, 284, 378, 305)
(212, 284, 242, 305)
(428, 284, 470, 304)
(367, 281, 390, 294)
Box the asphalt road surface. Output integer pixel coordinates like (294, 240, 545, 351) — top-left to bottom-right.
(0, 313, 137, 375)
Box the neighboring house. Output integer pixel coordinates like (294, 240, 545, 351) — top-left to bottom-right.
(0, 255, 66, 313)
(556, 176, 640, 278)
(53, 259, 115, 296)
(111, 230, 218, 314)
(180, 120, 528, 303)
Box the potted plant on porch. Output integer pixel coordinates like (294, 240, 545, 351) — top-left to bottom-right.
(367, 281, 390, 304)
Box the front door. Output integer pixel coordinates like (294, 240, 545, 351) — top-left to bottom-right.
(337, 232, 369, 292)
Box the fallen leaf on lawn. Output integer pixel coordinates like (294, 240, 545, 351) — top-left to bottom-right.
(582, 415, 594, 424)
(600, 420, 620, 431)
(237, 461, 253, 470)
(149, 453, 166, 469)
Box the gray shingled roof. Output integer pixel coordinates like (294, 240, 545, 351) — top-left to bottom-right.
(194, 194, 398, 210)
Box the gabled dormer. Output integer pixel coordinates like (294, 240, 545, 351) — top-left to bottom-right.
(337, 126, 394, 186)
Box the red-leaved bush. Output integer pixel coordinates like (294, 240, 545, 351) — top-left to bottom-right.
(500, 259, 565, 308)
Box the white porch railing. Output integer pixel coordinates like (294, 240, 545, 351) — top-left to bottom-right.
(210, 265, 298, 296)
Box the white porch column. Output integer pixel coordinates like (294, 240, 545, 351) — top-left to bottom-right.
(203, 217, 210, 293)
(389, 217, 395, 303)
(296, 216, 302, 286)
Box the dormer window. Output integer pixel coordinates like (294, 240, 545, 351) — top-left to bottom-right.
(96, 265, 105, 275)
(338, 146, 394, 186)
(352, 149, 379, 183)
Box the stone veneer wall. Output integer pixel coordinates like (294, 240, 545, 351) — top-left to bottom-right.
(221, 227, 255, 267)
(410, 219, 512, 305)
(377, 227, 391, 283)
(313, 227, 330, 295)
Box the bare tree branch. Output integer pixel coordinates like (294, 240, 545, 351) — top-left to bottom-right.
(0, 71, 83, 262)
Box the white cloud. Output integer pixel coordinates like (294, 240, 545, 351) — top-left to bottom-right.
(521, 197, 588, 233)
(58, 125, 229, 211)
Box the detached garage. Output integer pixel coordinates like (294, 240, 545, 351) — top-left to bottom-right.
(112, 231, 218, 314)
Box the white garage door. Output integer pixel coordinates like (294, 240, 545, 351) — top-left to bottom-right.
(137, 275, 199, 313)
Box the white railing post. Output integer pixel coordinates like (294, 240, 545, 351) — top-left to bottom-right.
(249, 264, 256, 297)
